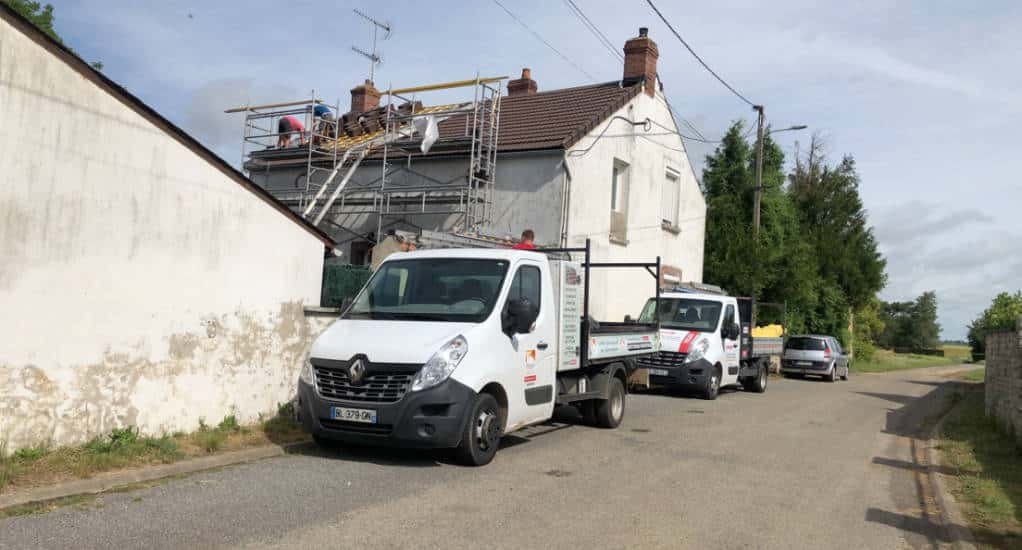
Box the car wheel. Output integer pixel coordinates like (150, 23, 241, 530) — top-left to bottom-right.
(593, 377, 626, 428)
(842, 366, 850, 381)
(455, 393, 502, 466)
(702, 366, 721, 400)
(827, 365, 837, 383)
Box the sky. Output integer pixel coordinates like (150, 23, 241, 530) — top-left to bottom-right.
(43, 0, 1022, 340)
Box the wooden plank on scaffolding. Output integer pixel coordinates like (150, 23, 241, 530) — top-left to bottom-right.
(387, 77, 507, 95)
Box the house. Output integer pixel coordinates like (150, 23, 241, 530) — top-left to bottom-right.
(247, 27, 706, 323)
(0, 5, 337, 449)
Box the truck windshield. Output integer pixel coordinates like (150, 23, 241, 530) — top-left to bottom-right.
(345, 258, 510, 323)
(638, 298, 722, 332)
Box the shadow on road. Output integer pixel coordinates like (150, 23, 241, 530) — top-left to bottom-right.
(864, 380, 977, 547)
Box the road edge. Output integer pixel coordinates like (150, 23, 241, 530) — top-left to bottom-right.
(927, 394, 978, 550)
(0, 443, 302, 511)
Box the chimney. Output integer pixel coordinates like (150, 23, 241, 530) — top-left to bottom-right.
(623, 27, 659, 96)
(507, 68, 538, 96)
(349, 79, 381, 114)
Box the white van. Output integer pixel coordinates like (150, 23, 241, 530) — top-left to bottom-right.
(298, 242, 662, 465)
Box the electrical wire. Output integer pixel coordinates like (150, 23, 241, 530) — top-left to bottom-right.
(644, 0, 757, 107)
(492, 0, 598, 83)
(562, 0, 623, 62)
(557, 0, 710, 142)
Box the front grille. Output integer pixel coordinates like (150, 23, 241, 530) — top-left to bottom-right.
(319, 418, 393, 435)
(638, 351, 688, 369)
(312, 360, 418, 404)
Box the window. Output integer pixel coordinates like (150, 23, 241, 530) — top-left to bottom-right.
(662, 169, 680, 229)
(722, 304, 735, 334)
(610, 159, 630, 242)
(786, 337, 827, 351)
(637, 298, 722, 333)
(507, 265, 541, 311)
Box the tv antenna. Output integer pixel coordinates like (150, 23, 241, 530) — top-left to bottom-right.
(352, 9, 391, 83)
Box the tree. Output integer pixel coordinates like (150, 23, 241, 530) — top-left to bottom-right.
(877, 292, 941, 351)
(967, 291, 1022, 356)
(3, 0, 102, 70)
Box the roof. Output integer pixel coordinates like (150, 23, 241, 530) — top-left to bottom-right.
(251, 80, 643, 164)
(0, 4, 335, 248)
(472, 80, 643, 152)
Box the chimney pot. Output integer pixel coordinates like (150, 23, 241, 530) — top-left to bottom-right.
(507, 67, 538, 96)
(623, 29, 659, 97)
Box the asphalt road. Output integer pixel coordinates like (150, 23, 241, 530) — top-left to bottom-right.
(0, 366, 973, 550)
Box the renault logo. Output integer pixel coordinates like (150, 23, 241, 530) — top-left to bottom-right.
(348, 358, 367, 385)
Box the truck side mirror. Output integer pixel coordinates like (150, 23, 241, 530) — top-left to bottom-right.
(729, 323, 740, 340)
(502, 298, 538, 335)
(624, 315, 634, 323)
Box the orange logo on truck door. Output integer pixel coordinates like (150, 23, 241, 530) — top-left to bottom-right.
(525, 349, 536, 366)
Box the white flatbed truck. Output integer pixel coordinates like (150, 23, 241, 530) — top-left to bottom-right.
(298, 239, 662, 465)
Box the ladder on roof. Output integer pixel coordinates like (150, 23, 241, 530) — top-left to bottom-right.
(301, 147, 368, 225)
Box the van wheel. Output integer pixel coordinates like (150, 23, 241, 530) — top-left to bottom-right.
(702, 366, 721, 400)
(594, 378, 626, 429)
(455, 393, 502, 466)
(743, 364, 768, 393)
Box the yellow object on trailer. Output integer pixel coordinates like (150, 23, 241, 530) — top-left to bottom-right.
(751, 324, 784, 338)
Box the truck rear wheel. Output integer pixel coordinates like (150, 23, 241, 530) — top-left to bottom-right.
(593, 377, 626, 429)
(743, 363, 768, 393)
(455, 393, 502, 466)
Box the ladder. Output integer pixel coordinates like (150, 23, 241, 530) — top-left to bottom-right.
(302, 147, 369, 225)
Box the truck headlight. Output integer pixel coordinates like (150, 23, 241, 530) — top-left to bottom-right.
(300, 357, 315, 386)
(412, 335, 468, 392)
(684, 338, 710, 363)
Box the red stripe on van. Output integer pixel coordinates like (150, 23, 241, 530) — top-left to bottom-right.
(678, 332, 698, 352)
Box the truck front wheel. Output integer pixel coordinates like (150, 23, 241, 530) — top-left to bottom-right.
(593, 377, 626, 429)
(702, 366, 721, 400)
(455, 393, 502, 466)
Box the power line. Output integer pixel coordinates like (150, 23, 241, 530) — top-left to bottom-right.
(557, 1, 709, 141)
(492, 0, 598, 83)
(561, 0, 623, 62)
(644, 0, 757, 107)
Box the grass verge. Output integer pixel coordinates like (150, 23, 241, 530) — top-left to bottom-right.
(852, 347, 960, 373)
(940, 389, 1022, 548)
(957, 367, 986, 383)
(0, 403, 306, 496)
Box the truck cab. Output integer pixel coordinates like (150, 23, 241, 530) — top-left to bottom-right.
(636, 291, 772, 399)
(298, 243, 661, 465)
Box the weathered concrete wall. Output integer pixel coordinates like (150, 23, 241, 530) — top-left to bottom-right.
(984, 316, 1022, 442)
(0, 16, 327, 449)
(252, 152, 565, 254)
(564, 79, 707, 322)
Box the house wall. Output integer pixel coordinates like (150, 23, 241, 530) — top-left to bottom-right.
(564, 81, 706, 321)
(251, 152, 565, 254)
(985, 318, 1022, 444)
(0, 16, 326, 450)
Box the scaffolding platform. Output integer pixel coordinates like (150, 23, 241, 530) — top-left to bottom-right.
(227, 75, 506, 238)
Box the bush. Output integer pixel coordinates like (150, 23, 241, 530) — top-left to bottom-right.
(855, 339, 876, 362)
(14, 446, 46, 462)
(218, 415, 240, 433)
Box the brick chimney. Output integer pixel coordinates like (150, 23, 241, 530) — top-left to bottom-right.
(507, 68, 538, 96)
(350, 79, 381, 114)
(623, 27, 659, 96)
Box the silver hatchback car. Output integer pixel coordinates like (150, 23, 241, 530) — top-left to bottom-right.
(781, 335, 850, 382)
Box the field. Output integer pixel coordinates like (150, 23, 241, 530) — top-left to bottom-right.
(851, 344, 970, 374)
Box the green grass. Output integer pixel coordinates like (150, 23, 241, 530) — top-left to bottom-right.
(1, 408, 306, 497)
(940, 389, 1022, 548)
(959, 367, 986, 383)
(852, 348, 958, 373)
(0, 494, 96, 518)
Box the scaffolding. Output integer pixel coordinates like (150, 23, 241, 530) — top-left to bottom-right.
(228, 76, 506, 239)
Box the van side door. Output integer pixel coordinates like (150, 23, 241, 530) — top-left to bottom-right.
(503, 261, 557, 428)
(721, 302, 741, 382)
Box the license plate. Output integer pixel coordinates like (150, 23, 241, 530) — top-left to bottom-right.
(796, 361, 812, 366)
(648, 368, 670, 376)
(331, 407, 377, 424)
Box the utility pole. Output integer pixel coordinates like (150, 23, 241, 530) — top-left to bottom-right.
(752, 104, 765, 239)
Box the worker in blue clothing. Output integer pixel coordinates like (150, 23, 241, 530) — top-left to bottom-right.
(312, 103, 336, 146)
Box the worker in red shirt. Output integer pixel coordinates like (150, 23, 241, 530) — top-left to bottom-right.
(512, 229, 536, 250)
(277, 115, 306, 148)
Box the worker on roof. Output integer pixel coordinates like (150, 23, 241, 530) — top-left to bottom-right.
(312, 104, 336, 147)
(277, 115, 306, 148)
(512, 229, 536, 250)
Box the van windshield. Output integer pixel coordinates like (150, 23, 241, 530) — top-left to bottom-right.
(638, 298, 722, 332)
(345, 258, 510, 323)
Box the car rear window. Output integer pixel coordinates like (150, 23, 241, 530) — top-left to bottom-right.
(786, 337, 826, 351)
